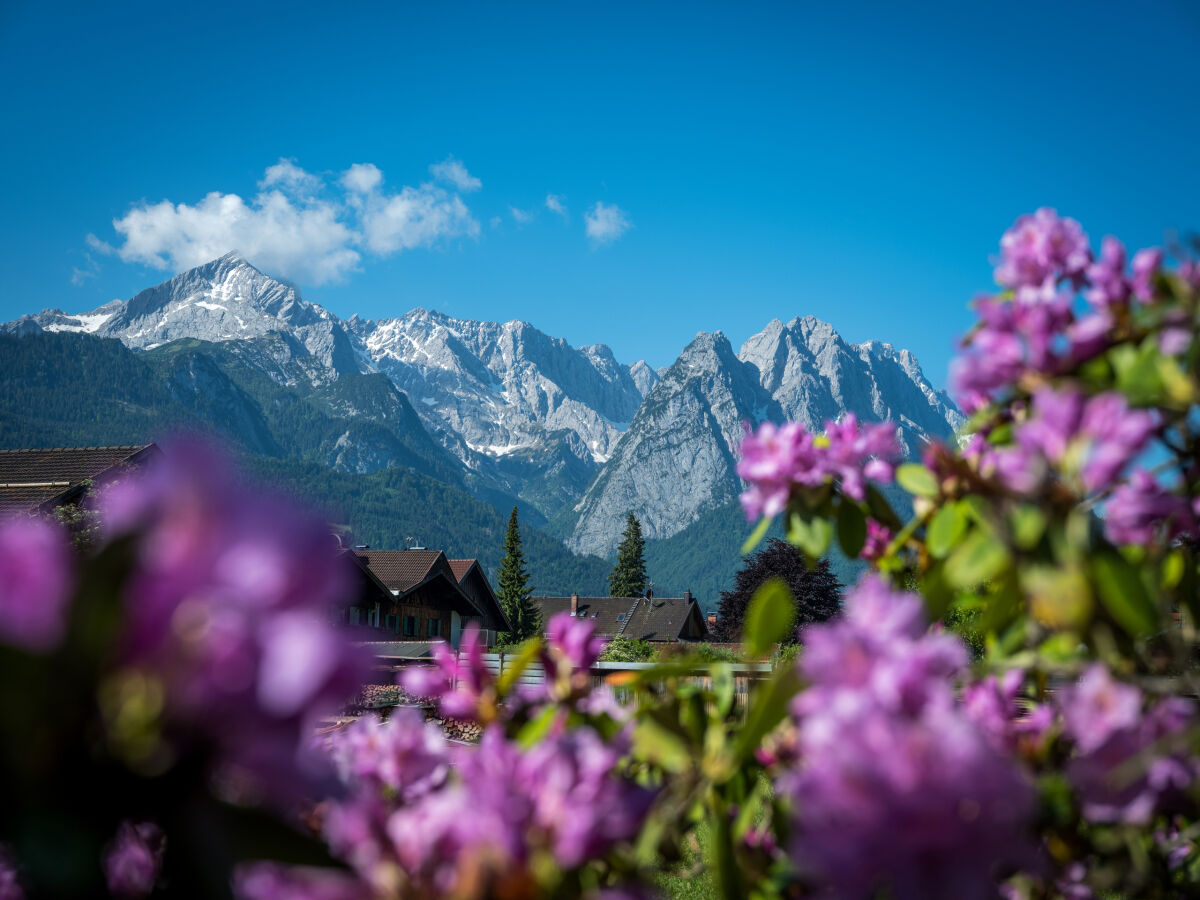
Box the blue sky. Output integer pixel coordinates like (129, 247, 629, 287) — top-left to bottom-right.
(1, 0, 1197, 386)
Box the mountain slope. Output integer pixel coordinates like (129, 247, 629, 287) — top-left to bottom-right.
(565, 331, 782, 557)
(564, 318, 959, 558)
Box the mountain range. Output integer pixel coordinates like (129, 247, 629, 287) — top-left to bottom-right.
(3, 253, 961, 605)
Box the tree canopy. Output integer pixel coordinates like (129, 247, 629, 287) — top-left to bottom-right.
(608, 512, 648, 598)
(713, 538, 842, 643)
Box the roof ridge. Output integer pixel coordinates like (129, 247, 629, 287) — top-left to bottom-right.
(0, 444, 149, 454)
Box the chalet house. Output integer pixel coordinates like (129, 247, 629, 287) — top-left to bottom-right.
(0, 445, 159, 515)
(533, 591, 709, 643)
(352, 549, 510, 648)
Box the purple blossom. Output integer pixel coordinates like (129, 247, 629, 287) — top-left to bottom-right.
(399, 623, 493, 720)
(994, 208, 1091, 299)
(989, 388, 1156, 495)
(1061, 666, 1200, 824)
(92, 437, 370, 803)
(1131, 247, 1164, 302)
(1061, 665, 1143, 754)
(1084, 236, 1131, 309)
(1105, 469, 1196, 545)
(950, 293, 1075, 402)
(544, 611, 606, 681)
(321, 720, 654, 896)
(1066, 310, 1113, 363)
(736, 421, 821, 519)
(328, 709, 449, 801)
(103, 821, 164, 899)
(737, 417, 899, 519)
(822, 414, 900, 501)
(234, 863, 369, 900)
(0, 847, 24, 900)
(0, 515, 74, 652)
(963, 670, 1053, 755)
(782, 576, 1035, 898)
(860, 518, 892, 561)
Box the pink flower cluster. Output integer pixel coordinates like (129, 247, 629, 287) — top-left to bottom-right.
(0, 514, 75, 652)
(250, 705, 655, 899)
(92, 438, 370, 803)
(974, 387, 1156, 497)
(953, 209, 1176, 408)
(737, 414, 900, 520)
(1059, 666, 1198, 825)
(1105, 468, 1200, 546)
(778, 576, 1035, 899)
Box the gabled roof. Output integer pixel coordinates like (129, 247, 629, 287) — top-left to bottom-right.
(533, 595, 709, 642)
(0, 444, 157, 514)
(447, 558, 476, 582)
(353, 549, 509, 630)
(353, 549, 444, 593)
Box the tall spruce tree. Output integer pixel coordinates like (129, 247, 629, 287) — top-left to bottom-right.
(496, 506, 540, 644)
(608, 512, 648, 597)
(713, 538, 842, 644)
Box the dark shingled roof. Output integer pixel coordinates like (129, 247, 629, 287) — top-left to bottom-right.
(534, 595, 708, 642)
(352, 549, 444, 593)
(0, 445, 156, 514)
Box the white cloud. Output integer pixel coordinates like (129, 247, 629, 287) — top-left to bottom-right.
(584, 201, 632, 246)
(489, 216, 503, 229)
(545, 194, 567, 217)
(429, 157, 482, 193)
(102, 159, 481, 285)
(509, 206, 534, 224)
(360, 185, 479, 255)
(260, 158, 321, 194)
(71, 252, 101, 286)
(341, 162, 383, 195)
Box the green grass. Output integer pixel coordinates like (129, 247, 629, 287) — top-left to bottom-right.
(655, 820, 716, 900)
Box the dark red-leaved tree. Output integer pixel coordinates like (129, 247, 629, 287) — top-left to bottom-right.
(713, 538, 842, 643)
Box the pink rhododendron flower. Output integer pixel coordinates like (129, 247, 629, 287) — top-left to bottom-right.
(0, 515, 74, 652)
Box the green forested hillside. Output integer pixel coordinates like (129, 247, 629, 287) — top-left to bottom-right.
(0, 332, 609, 594)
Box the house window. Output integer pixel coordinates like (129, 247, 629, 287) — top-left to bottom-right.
(427, 618, 442, 638)
(385, 614, 398, 633)
(403, 615, 417, 636)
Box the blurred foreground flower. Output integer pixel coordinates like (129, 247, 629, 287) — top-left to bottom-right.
(779, 576, 1036, 899)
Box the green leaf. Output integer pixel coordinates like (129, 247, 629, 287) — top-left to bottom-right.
(516, 704, 559, 748)
(733, 664, 802, 761)
(497, 637, 542, 698)
(741, 515, 773, 556)
(743, 578, 794, 658)
(926, 502, 967, 559)
(865, 485, 903, 530)
(1010, 504, 1049, 551)
(944, 530, 1010, 589)
(1091, 551, 1158, 637)
(632, 718, 692, 773)
(896, 462, 939, 498)
(837, 500, 867, 558)
(787, 512, 833, 560)
(711, 662, 735, 718)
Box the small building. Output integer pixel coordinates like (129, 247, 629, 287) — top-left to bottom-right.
(0, 444, 159, 515)
(352, 549, 510, 648)
(533, 590, 709, 643)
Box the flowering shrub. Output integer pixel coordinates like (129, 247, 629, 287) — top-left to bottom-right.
(0, 210, 1198, 898)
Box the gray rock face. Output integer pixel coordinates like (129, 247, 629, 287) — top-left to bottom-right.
(566, 331, 783, 556)
(566, 317, 960, 557)
(358, 309, 649, 465)
(739, 315, 962, 452)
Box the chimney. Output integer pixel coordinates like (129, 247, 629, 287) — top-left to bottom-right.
(570, 592, 579, 616)
(683, 590, 693, 603)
